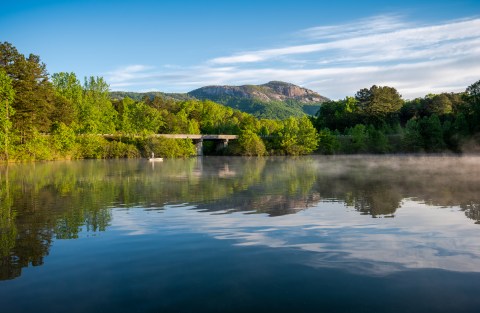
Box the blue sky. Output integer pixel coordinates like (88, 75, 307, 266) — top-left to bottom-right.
(1, 0, 480, 99)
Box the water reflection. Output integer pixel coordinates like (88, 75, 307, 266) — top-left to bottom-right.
(1, 156, 480, 280)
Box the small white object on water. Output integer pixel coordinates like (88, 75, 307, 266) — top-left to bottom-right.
(149, 152, 163, 162)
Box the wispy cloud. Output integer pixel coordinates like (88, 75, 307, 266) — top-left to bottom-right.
(105, 15, 480, 99)
(298, 14, 411, 41)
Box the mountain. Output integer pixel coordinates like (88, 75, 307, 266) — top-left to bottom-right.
(110, 81, 329, 119)
(188, 81, 329, 119)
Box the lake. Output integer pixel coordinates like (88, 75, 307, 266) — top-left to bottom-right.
(1, 156, 480, 312)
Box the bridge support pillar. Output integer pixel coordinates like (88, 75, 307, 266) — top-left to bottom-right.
(215, 139, 229, 153)
(193, 139, 203, 156)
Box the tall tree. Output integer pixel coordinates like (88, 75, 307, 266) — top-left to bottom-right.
(118, 97, 163, 134)
(79, 76, 117, 134)
(466, 80, 480, 106)
(0, 42, 54, 140)
(51, 72, 83, 126)
(277, 117, 319, 155)
(0, 69, 15, 160)
(420, 114, 445, 152)
(465, 79, 480, 132)
(426, 94, 453, 115)
(355, 85, 403, 124)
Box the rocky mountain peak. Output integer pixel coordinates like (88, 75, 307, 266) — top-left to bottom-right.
(188, 81, 328, 104)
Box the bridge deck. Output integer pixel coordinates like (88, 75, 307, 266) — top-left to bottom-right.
(154, 134, 238, 140)
(103, 134, 238, 140)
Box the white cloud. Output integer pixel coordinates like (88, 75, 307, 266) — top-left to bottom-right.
(105, 15, 480, 99)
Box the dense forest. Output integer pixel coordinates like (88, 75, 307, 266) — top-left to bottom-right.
(0, 41, 479, 161)
(314, 83, 480, 154)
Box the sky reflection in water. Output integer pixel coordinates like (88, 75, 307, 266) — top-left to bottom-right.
(111, 197, 480, 275)
(1, 156, 480, 312)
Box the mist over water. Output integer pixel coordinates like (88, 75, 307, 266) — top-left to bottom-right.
(1, 156, 480, 312)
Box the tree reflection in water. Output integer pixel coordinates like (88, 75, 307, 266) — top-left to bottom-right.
(1, 155, 480, 280)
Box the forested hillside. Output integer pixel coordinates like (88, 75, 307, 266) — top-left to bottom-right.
(111, 81, 329, 119)
(188, 81, 328, 119)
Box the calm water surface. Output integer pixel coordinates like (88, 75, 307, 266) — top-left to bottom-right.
(1, 156, 480, 312)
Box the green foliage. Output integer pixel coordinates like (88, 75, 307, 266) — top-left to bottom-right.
(75, 134, 108, 159)
(419, 114, 445, 152)
(104, 141, 140, 159)
(118, 97, 163, 134)
(348, 124, 368, 153)
(51, 122, 76, 157)
(237, 130, 266, 156)
(14, 129, 53, 161)
(403, 119, 424, 152)
(355, 85, 403, 125)
(191, 95, 313, 120)
(0, 42, 54, 139)
(427, 94, 453, 115)
(366, 125, 390, 153)
(51, 72, 83, 126)
(141, 137, 196, 158)
(314, 80, 480, 154)
(466, 79, 480, 106)
(187, 81, 328, 119)
(453, 113, 469, 138)
(276, 116, 319, 155)
(0, 68, 15, 160)
(465, 79, 480, 133)
(78, 76, 117, 134)
(315, 97, 360, 132)
(3, 41, 480, 159)
(317, 128, 340, 154)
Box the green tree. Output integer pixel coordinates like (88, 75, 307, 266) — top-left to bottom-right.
(0, 69, 15, 160)
(52, 122, 76, 157)
(277, 117, 318, 155)
(51, 72, 83, 126)
(238, 129, 266, 156)
(427, 94, 453, 115)
(465, 80, 480, 132)
(119, 97, 163, 135)
(403, 119, 423, 152)
(79, 76, 117, 134)
(315, 97, 359, 132)
(453, 112, 470, 138)
(355, 85, 403, 124)
(420, 114, 445, 152)
(0, 42, 54, 140)
(296, 116, 319, 154)
(466, 79, 480, 106)
(367, 125, 389, 153)
(317, 128, 339, 154)
(348, 124, 368, 153)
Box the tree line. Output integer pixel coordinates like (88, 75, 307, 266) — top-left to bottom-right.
(1, 41, 479, 160)
(0, 42, 318, 160)
(313, 82, 480, 154)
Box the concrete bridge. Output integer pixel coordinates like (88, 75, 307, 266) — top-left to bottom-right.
(154, 134, 238, 155)
(104, 134, 238, 156)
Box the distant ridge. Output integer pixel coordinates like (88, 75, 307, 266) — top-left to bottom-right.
(189, 81, 328, 104)
(111, 81, 329, 119)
